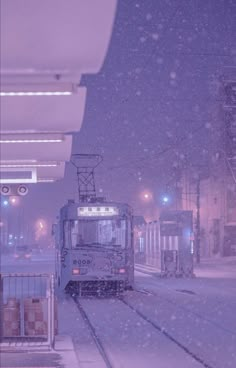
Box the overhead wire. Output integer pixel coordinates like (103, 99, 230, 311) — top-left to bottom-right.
(92, 4, 229, 179)
(106, 121, 207, 172)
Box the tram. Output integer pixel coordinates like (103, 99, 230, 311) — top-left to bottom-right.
(55, 199, 134, 294)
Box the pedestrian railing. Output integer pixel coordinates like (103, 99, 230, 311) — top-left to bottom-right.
(0, 273, 57, 350)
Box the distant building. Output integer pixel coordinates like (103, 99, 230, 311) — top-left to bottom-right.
(179, 69, 236, 257)
(133, 215, 146, 227)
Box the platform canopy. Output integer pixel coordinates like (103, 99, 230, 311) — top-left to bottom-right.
(0, 0, 117, 185)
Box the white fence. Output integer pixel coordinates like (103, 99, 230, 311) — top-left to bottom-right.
(0, 273, 57, 350)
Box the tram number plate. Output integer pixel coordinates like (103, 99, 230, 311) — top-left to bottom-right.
(73, 258, 92, 266)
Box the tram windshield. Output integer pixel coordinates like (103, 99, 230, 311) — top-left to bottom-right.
(69, 218, 126, 249)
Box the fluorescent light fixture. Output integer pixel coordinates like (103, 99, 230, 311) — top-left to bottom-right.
(0, 163, 58, 168)
(0, 133, 64, 144)
(37, 178, 56, 183)
(0, 82, 76, 97)
(0, 160, 59, 168)
(0, 139, 63, 143)
(0, 91, 71, 96)
(1, 159, 37, 163)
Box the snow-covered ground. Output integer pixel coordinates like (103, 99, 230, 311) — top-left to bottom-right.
(56, 258, 236, 368)
(58, 293, 203, 368)
(1, 255, 235, 367)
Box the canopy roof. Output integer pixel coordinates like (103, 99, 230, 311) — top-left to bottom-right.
(0, 0, 117, 185)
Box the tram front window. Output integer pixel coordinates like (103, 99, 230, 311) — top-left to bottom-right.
(71, 219, 126, 249)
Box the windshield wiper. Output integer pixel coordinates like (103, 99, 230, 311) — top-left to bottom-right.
(75, 242, 121, 248)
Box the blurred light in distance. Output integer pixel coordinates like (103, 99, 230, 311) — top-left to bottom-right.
(9, 196, 20, 206)
(161, 195, 170, 205)
(163, 196, 169, 203)
(140, 190, 153, 202)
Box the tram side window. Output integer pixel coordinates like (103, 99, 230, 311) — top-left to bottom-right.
(63, 221, 71, 248)
(71, 220, 80, 248)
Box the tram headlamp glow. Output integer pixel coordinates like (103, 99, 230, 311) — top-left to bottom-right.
(119, 268, 126, 274)
(72, 268, 80, 275)
(112, 268, 126, 274)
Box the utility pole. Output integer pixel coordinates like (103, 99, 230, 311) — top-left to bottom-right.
(195, 177, 201, 264)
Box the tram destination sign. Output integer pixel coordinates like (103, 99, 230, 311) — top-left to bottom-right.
(77, 206, 119, 217)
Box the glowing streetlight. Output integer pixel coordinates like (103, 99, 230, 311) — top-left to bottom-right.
(35, 219, 48, 241)
(9, 196, 20, 206)
(2, 200, 9, 207)
(161, 194, 170, 205)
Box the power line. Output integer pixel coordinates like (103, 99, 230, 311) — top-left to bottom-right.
(106, 121, 207, 172)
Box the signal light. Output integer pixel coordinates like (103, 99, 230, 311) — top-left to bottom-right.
(0, 185, 11, 196)
(17, 185, 28, 196)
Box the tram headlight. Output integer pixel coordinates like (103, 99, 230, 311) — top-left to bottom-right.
(112, 268, 126, 274)
(119, 268, 126, 274)
(72, 268, 80, 275)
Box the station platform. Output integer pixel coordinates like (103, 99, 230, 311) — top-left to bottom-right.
(0, 335, 79, 368)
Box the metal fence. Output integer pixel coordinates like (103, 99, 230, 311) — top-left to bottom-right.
(0, 273, 57, 350)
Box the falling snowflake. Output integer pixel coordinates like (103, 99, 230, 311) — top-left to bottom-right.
(157, 57, 163, 64)
(135, 67, 142, 74)
(151, 33, 159, 41)
(170, 71, 177, 79)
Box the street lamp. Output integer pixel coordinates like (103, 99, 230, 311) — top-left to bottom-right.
(2, 200, 9, 207)
(162, 195, 170, 204)
(140, 190, 153, 203)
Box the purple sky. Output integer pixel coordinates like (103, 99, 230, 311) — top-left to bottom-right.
(17, 0, 236, 236)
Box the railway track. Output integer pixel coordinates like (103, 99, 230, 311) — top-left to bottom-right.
(72, 295, 114, 368)
(71, 290, 217, 368)
(136, 287, 236, 336)
(119, 296, 215, 368)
